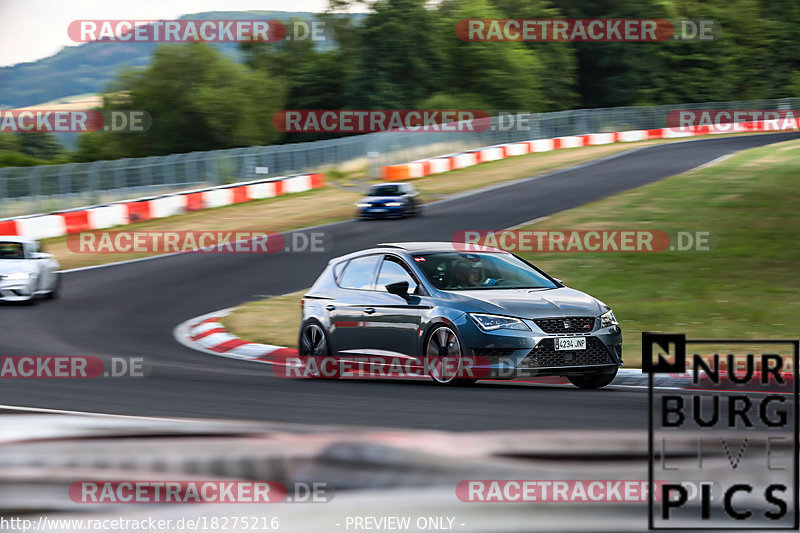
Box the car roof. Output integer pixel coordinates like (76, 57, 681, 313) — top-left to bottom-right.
(329, 242, 507, 265)
(377, 242, 506, 254)
(0, 235, 33, 244)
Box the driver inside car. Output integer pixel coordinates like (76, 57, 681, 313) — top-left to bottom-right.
(454, 261, 485, 288)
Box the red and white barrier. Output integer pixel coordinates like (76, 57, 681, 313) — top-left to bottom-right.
(0, 173, 325, 239)
(381, 120, 799, 181)
(529, 139, 555, 153)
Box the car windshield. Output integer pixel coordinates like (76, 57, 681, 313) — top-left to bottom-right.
(0, 242, 25, 259)
(368, 185, 402, 196)
(414, 252, 558, 290)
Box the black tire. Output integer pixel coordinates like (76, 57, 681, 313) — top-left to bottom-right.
(297, 319, 337, 379)
(45, 273, 60, 300)
(568, 368, 618, 389)
(424, 325, 477, 386)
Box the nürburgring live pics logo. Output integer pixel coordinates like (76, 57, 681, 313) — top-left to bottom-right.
(645, 332, 799, 529)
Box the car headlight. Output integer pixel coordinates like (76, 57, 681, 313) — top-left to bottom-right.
(3, 272, 31, 280)
(600, 309, 618, 328)
(356, 203, 370, 208)
(470, 313, 531, 331)
(386, 201, 404, 207)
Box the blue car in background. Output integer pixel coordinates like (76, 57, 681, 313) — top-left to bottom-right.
(355, 183, 422, 219)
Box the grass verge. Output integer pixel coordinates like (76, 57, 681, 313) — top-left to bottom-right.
(222, 139, 800, 368)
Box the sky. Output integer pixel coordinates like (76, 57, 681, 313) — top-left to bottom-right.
(0, 0, 342, 67)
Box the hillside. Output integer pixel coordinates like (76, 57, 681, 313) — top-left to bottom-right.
(0, 11, 337, 109)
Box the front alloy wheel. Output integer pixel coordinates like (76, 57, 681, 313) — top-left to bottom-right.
(425, 325, 476, 385)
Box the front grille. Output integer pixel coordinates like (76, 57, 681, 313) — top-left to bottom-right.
(519, 337, 613, 368)
(533, 317, 595, 334)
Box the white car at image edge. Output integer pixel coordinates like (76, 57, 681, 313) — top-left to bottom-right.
(0, 236, 60, 303)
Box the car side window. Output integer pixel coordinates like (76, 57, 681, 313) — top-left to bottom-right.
(338, 255, 381, 290)
(376, 257, 420, 294)
(0, 242, 25, 259)
(332, 261, 346, 283)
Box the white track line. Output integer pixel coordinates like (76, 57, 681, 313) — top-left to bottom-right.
(0, 403, 205, 421)
(505, 216, 550, 231)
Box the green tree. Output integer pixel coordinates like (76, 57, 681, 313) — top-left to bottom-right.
(0, 134, 21, 152)
(241, 19, 350, 142)
(347, 0, 445, 108)
(435, 0, 547, 111)
(100, 42, 286, 157)
(74, 130, 125, 163)
(17, 132, 65, 160)
(488, 0, 579, 110)
(557, 0, 674, 107)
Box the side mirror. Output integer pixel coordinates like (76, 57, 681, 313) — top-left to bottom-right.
(386, 281, 409, 297)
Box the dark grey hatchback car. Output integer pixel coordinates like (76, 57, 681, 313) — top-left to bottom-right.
(299, 242, 622, 387)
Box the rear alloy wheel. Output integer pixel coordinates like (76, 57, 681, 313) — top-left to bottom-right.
(568, 368, 618, 389)
(298, 321, 337, 379)
(425, 325, 476, 385)
(299, 322, 329, 356)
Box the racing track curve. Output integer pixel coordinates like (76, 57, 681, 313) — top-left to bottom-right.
(1, 132, 797, 431)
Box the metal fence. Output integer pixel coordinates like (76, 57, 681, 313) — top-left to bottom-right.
(2, 97, 798, 217)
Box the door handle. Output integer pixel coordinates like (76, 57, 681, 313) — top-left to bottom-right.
(364, 307, 376, 315)
(325, 304, 336, 311)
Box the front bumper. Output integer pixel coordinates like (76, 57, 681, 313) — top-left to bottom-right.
(0, 279, 36, 301)
(357, 205, 406, 218)
(453, 314, 623, 379)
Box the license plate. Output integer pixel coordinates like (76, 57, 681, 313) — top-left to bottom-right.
(372, 208, 387, 212)
(555, 337, 586, 351)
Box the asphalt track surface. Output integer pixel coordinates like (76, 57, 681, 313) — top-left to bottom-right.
(1, 132, 797, 431)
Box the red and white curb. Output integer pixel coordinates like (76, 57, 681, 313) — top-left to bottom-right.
(174, 309, 297, 363)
